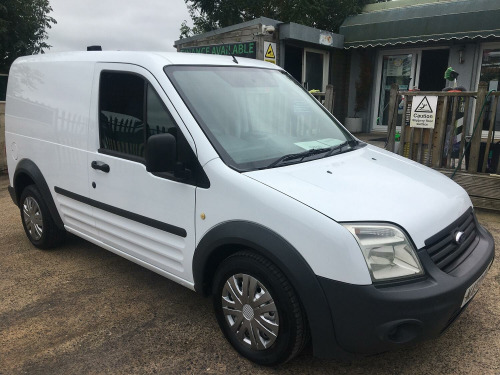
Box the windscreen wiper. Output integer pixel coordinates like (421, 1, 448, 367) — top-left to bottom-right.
(267, 147, 332, 168)
(267, 140, 358, 169)
(322, 141, 351, 157)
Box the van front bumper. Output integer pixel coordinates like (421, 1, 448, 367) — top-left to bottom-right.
(318, 222, 495, 356)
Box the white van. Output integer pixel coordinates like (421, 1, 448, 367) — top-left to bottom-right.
(5, 52, 494, 365)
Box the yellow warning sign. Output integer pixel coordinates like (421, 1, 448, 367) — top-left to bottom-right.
(265, 44, 275, 59)
(263, 42, 276, 64)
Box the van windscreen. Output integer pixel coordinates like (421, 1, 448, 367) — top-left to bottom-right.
(165, 66, 353, 171)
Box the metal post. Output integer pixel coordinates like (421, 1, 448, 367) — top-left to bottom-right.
(386, 83, 398, 152)
(468, 82, 488, 173)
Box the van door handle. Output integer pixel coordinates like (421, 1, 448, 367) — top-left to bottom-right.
(91, 161, 110, 173)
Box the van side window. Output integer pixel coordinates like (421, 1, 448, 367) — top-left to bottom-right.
(99, 72, 146, 157)
(146, 84, 176, 137)
(98, 70, 206, 186)
(99, 71, 177, 158)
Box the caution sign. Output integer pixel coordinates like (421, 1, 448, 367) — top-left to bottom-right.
(264, 42, 276, 64)
(410, 95, 438, 129)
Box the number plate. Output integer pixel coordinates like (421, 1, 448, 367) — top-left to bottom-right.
(461, 262, 492, 308)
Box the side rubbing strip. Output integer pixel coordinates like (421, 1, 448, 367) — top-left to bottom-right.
(54, 186, 187, 238)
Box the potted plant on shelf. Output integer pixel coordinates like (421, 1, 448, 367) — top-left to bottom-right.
(345, 52, 371, 133)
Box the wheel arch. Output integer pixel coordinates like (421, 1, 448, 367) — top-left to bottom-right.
(12, 159, 65, 230)
(193, 220, 350, 359)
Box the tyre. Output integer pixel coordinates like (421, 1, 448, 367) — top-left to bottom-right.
(20, 185, 65, 249)
(212, 251, 308, 366)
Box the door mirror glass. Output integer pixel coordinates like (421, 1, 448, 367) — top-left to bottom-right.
(145, 133, 176, 173)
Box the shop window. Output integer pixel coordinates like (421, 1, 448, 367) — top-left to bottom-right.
(479, 47, 500, 133)
(377, 54, 414, 126)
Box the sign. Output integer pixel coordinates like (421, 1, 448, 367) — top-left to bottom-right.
(264, 42, 276, 64)
(410, 95, 438, 129)
(319, 32, 334, 46)
(180, 41, 256, 59)
(387, 57, 403, 76)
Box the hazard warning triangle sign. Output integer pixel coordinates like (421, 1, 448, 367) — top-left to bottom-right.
(265, 43, 275, 59)
(414, 96, 433, 113)
(410, 95, 438, 128)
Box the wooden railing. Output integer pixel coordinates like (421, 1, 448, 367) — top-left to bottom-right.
(386, 82, 500, 211)
(311, 84, 335, 114)
(386, 82, 499, 174)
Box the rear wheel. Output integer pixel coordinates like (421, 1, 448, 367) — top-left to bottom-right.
(212, 251, 308, 366)
(20, 185, 65, 249)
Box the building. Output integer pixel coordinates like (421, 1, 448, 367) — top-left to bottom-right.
(0, 74, 7, 101)
(175, 0, 500, 139)
(174, 17, 349, 120)
(341, 0, 500, 135)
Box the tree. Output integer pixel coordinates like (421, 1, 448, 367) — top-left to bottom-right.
(0, 0, 56, 73)
(180, 0, 375, 38)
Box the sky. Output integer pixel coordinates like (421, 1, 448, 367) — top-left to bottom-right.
(46, 0, 192, 53)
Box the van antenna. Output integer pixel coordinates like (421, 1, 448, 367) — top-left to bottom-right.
(208, 28, 238, 64)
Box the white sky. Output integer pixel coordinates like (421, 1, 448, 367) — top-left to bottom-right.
(46, 0, 192, 53)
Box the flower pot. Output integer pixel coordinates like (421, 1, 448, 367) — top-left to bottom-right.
(344, 117, 363, 133)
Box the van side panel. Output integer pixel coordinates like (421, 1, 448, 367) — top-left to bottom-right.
(195, 158, 372, 286)
(6, 59, 97, 238)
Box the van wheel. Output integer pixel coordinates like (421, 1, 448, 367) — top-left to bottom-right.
(212, 251, 308, 366)
(20, 185, 65, 249)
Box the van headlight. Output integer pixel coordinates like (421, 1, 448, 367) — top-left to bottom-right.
(342, 223, 424, 282)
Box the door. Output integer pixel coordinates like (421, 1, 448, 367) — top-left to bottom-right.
(284, 45, 303, 84)
(477, 43, 500, 140)
(418, 49, 449, 91)
(373, 51, 417, 131)
(302, 48, 329, 92)
(372, 48, 451, 131)
(87, 63, 197, 285)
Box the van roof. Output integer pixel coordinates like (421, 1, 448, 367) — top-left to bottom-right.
(13, 51, 281, 70)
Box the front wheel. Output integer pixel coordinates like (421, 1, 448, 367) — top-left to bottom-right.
(212, 251, 308, 366)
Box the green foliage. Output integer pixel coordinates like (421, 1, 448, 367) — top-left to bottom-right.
(0, 0, 56, 73)
(179, 4, 219, 38)
(180, 0, 374, 38)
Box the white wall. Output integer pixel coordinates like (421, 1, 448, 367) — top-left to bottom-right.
(447, 43, 480, 91)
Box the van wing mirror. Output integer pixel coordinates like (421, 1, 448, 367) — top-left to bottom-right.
(145, 133, 176, 173)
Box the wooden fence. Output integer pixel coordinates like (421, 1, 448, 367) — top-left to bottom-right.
(386, 82, 500, 210)
(311, 84, 335, 113)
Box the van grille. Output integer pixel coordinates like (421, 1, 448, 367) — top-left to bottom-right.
(424, 209, 479, 273)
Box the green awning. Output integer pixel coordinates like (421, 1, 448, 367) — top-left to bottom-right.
(340, 0, 500, 48)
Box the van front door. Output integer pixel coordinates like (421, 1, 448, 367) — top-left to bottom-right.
(86, 63, 197, 287)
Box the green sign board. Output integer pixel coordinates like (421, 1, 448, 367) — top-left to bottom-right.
(180, 42, 256, 59)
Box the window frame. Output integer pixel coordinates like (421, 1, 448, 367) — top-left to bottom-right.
(473, 42, 500, 140)
(97, 69, 178, 163)
(164, 65, 354, 172)
(93, 65, 210, 188)
(98, 70, 148, 161)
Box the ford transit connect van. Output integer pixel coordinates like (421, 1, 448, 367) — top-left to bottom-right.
(5, 52, 494, 365)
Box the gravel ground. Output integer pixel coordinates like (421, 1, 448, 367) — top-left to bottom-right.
(0, 173, 499, 375)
